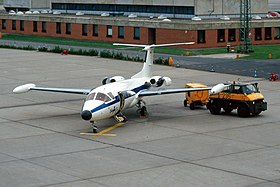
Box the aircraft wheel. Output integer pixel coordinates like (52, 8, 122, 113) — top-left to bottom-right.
(139, 106, 148, 117)
(92, 125, 98, 133)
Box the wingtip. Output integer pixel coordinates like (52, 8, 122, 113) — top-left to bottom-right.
(13, 83, 36, 94)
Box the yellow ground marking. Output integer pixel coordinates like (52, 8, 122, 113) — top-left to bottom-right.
(80, 122, 125, 137)
(80, 132, 117, 137)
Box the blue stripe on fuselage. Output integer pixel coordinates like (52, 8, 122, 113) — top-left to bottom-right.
(90, 84, 148, 113)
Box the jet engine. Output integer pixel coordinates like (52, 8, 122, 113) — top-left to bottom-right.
(149, 76, 172, 87)
(102, 76, 125, 85)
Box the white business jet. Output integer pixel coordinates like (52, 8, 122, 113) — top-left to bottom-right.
(13, 42, 227, 133)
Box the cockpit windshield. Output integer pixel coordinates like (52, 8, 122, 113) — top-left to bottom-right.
(95, 92, 111, 102)
(86, 92, 96, 101)
(86, 92, 112, 102)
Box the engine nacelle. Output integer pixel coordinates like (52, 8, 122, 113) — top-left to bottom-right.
(149, 76, 172, 87)
(102, 76, 125, 85)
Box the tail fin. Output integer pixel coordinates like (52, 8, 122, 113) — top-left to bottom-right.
(113, 42, 194, 79)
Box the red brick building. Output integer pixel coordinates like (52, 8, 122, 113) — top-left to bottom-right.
(1, 14, 280, 48)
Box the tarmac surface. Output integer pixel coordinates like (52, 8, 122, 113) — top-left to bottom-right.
(1, 48, 280, 187)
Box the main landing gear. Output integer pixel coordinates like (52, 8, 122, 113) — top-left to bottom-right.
(136, 100, 148, 117)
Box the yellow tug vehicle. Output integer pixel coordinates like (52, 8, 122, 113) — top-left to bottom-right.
(207, 81, 267, 117)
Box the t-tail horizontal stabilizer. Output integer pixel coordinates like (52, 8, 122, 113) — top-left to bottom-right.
(113, 42, 194, 79)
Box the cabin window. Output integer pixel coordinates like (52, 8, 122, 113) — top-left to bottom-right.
(107, 92, 114, 99)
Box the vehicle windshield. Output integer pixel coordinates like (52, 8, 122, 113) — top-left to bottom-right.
(242, 84, 258, 94)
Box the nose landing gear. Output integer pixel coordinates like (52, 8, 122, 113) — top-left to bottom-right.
(91, 121, 98, 133)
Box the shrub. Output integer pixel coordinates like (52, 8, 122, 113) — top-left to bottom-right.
(37, 47, 48, 52)
(87, 49, 99, 56)
(50, 46, 63, 53)
(100, 50, 113, 58)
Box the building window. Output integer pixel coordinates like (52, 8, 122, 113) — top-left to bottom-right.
(228, 29, 236, 41)
(66, 23, 71, 34)
(20, 20, 24, 31)
(197, 30, 206, 43)
(12, 20, 16, 30)
(107, 25, 112, 37)
(42, 22, 47, 33)
(82, 24, 88, 36)
(217, 29, 225, 42)
(265, 28, 272, 40)
(56, 22, 61, 34)
(93, 25, 98, 36)
(118, 26, 124, 38)
(255, 28, 262, 40)
(275, 27, 280, 40)
(33, 21, 38, 32)
(2, 19, 6, 30)
(52, 3, 194, 16)
(134, 27, 140, 40)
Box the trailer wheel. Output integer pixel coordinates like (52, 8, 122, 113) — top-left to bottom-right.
(190, 103, 195, 110)
(183, 99, 188, 107)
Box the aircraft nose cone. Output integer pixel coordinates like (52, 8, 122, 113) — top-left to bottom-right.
(81, 110, 92, 121)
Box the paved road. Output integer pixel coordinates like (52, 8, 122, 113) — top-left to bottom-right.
(0, 39, 279, 79)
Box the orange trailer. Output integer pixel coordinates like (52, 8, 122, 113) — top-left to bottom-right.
(184, 83, 209, 110)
